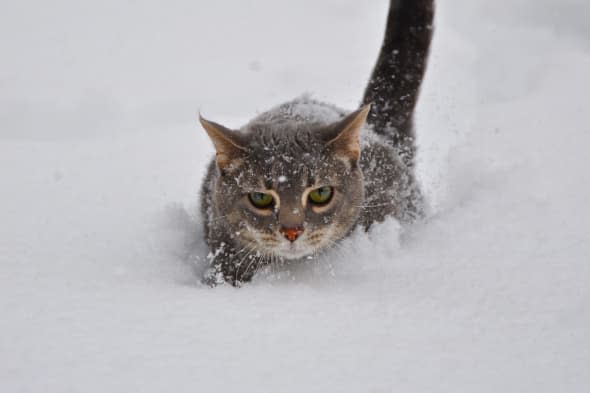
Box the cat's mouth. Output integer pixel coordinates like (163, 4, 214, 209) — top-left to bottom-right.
(247, 225, 330, 260)
(274, 240, 316, 260)
(264, 228, 335, 260)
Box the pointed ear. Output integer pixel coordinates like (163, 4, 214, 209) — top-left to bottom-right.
(199, 115, 247, 170)
(323, 104, 370, 161)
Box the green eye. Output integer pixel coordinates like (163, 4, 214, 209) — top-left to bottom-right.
(308, 186, 333, 205)
(248, 192, 274, 208)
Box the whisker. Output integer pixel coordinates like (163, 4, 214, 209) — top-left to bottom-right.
(232, 241, 261, 283)
(243, 247, 266, 281)
(355, 202, 394, 209)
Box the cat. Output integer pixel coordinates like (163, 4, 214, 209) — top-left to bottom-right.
(198, 0, 434, 286)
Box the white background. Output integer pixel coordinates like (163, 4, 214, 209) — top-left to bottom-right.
(1, 0, 589, 392)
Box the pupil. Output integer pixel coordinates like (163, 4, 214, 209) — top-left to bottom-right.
(250, 192, 271, 207)
(310, 187, 331, 204)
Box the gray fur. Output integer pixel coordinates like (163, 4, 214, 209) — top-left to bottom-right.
(200, 98, 423, 285)
(198, 0, 433, 286)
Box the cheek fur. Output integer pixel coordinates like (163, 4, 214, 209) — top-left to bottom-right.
(214, 165, 363, 258)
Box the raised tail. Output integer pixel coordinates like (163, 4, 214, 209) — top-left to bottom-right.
(362, 0, 435, 167)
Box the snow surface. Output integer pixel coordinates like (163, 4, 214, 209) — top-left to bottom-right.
(1, 0, 589, 392)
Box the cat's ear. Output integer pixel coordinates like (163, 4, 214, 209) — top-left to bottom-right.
(199, 115, 247, 171)
(323, 104, 370, 161)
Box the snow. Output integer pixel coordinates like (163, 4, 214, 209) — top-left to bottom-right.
(1, 0, 589, 392)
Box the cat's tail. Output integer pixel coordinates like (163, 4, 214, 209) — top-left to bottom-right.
(362, 0, 435, 167)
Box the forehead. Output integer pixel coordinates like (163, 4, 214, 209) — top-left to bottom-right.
(237, 124, 333, 186)
(245, 151, 333, 189)
(231, 148, 345, 192)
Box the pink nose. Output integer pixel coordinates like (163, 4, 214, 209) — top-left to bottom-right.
(280, 226, 304, 242)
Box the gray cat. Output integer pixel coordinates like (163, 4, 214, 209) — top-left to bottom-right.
(199, 0, 435, 286)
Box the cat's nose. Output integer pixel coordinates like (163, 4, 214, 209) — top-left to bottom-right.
(280, 226, 304, 242)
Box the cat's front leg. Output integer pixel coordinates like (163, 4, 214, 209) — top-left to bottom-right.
(202, 240, 262, 287)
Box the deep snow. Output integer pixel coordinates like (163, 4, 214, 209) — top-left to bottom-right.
(1, 0, 589, 392)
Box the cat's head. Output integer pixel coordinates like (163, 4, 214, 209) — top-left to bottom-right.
(200, 105, 369, 260)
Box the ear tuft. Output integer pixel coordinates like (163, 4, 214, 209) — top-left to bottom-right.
(199, 115, 247, 170)
(325, 104, 370, 161)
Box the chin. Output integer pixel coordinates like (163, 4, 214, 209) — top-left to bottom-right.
(274, 243, 316, 260)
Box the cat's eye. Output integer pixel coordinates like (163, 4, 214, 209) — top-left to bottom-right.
(308, 186, 333, 205)
(248, 192, 274, 208)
